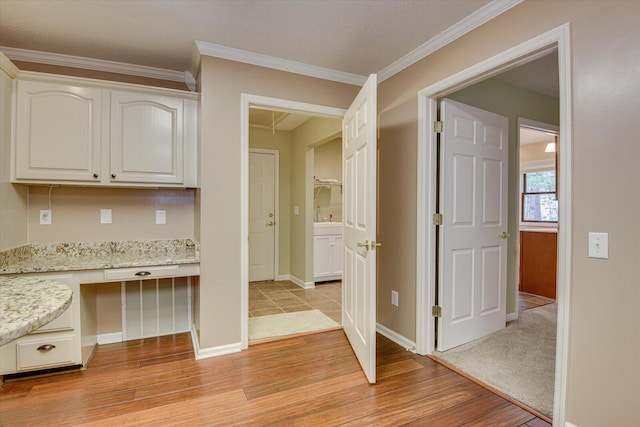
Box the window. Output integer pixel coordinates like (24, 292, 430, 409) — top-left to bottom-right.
(522, 170, 558, 222)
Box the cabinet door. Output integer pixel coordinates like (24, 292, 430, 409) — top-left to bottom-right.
(14, 80, 102, 182)
(110, 91, 184, 184)
(314, 235, 333, 278)
(331, 235, 343, 276)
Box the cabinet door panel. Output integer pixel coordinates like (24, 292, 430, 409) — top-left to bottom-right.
(110, 91, 183, 184)
(15, 81, 102, 181)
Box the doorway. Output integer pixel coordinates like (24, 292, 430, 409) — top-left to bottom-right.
(416, 25, 572, 422)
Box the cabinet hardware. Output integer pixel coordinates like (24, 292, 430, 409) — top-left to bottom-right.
(37, 344, 56, 351)
(93, 173, 99, 179)
(135, 271, 151, 277)
(111, 174, 116, 179)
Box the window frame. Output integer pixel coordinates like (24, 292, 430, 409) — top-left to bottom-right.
(520, 169, 558, 223)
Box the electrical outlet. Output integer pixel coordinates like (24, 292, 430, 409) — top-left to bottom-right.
(156, 210, 166, 225)
(39, 210, 52, 225)
(100, 209, 112, 224)
(391, 290, 399, 307)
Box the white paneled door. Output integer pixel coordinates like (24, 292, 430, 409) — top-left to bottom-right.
(342, 74, 378, 384)
(438, 99, 509, 351)
(249, 150, 277, 282)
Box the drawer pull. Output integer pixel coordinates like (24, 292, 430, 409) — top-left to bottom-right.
(135, 271, 151, 277)
(37, 344, 56, 351)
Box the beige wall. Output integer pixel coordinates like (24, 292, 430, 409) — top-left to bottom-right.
(314, 138, 342, 222)
(198, 55, 356, 348)
(28, 186, 196, 243)
(249, 126, 292, 276)
(290, 118, 342, 282)
(378, 1, 640, 425)
(0, 58, 28, 251)
(95, 282, 122, 334)
(445, 78, 559, 316)
(521, 141, 556, 164)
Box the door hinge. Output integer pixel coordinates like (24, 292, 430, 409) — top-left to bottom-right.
(432, 213, 443, 226)
(432, 306, 442, 318)
(433, 121, 444, 133)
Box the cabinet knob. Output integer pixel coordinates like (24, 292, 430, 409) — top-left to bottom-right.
(135, 271, 151, 277)
(111, 174, 116, 179)
(93, 173, 99, 179)
(37, 344, 56, 351)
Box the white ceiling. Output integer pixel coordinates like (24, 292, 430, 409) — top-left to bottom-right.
(0, 0, 513, 80)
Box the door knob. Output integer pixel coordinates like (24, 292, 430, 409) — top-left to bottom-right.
(357, 240, 370, 250)
(500, 232, 510, 239)
(371, 241, 382, 249)
(266, 221, 274, 227)
(268, 212, 273, 218)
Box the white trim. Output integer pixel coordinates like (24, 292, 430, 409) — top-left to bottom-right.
(565, 422, 578, 427)
(96, 332, 123, 345)
(0, 46, 186, 83)
(506, 312, 518, 322)
(415, 24, 572, 425)
(240, 93, 346, 350)
(378, 0, 524, 82)
(275, 274, 291, 281)
(249, 148, 280, 282)
(520, 158, 555, 172)
(0, 51, 18, 78)
(376, 323, 416, 352)
(190, 324, 241, 360)
(195, 41, 366, 87)
(289, 274, 315, 290)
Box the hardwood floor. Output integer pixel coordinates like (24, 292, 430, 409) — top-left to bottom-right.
(0, 330, 550, 426)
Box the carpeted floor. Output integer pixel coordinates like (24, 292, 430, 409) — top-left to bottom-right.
(249, 309, 339, 341)
(434, 303, 557, 418)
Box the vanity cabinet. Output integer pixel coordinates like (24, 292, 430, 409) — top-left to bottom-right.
(12, 73, 198, 187)
(0, 273, 81, 375)
(314, 224, 343, 282)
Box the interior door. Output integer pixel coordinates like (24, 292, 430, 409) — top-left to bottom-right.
(249, 150, 276, 282)
(342, 74, 378, 384)
(438, 98, 509, 351)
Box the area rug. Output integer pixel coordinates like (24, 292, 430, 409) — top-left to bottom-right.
(434, 303, 557, 418)
(249, 309, 339, 341)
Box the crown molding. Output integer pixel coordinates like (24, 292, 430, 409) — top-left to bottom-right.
(0, 51, 19, 78)
(0, 46, 186, 83)
(378, 0, 525, 82)
(194, 40, 366, 86)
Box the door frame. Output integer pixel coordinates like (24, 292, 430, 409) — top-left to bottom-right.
(415, 24, 572, 423)
(240, 94, 346, 350)
(248, 148, 280, 282)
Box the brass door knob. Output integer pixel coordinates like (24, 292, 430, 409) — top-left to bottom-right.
(266, 221, 274, 227)
(500, 232, 510, 239)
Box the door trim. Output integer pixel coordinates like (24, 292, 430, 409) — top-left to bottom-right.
(415, 23, 572, 424)
(240, 94, 346, 350)
(249, 148, 280, 282)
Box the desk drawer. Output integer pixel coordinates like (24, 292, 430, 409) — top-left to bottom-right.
(17, 335, 75, 371)
(104, 265, 179, 281)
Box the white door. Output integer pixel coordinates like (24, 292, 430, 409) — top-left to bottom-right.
(438, 98, 509, 351)
(342, 74, 378, 384)
(249, 150, 276, 282)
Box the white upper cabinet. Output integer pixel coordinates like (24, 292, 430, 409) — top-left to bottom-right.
(14, 80, 102, 182)
(110, 91, 183, 185)
(12, 73, 198, 188)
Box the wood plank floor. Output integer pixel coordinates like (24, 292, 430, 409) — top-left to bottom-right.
(0, 331, 550, 426)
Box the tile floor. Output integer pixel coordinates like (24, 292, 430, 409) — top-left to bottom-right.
(518, 291, 555, 312)
(249, 280, 342, 324)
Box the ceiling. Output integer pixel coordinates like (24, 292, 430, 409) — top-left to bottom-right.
(1, 0, 513, 79)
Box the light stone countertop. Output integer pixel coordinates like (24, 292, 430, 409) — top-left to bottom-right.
(0, 276, 72, 346)
(0, 239, 199, 275)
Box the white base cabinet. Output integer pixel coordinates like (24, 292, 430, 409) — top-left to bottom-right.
(11, 72, 198, 188)
(313, 223, 343, 282)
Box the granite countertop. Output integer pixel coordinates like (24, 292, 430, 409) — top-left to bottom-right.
(0, 239, 199, 275)
(0, 276, 72, 345)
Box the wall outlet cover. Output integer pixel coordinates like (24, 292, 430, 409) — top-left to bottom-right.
(391, 290, 399, 307)
(156, 210, 167, 225)
(100, 209, 112, 224)
(39, 209, 52, 225)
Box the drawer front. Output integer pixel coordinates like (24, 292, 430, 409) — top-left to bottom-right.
(17, 336, 75, 371)
(104, 265, 179, 281)
(32, 305, 74, 333)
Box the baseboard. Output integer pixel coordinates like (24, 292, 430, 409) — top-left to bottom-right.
(506, 312, 518, 322)
(190, 324, 241, 360)
(565, 422, 578, 427)
(275, 274, 290, 281)
(97, 332, 123, 345)
(376, 323, 416, 352)
(289, 274, 315, 289)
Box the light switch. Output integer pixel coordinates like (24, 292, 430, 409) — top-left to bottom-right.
(156, 210, 166, 225)
(100, 209, 112, 224)
(588, 232, 608, 259)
